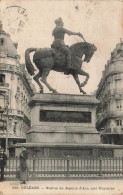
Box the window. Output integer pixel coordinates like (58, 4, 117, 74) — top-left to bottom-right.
(116, 100, 122, 110)
(108, 82, 110, 90)
(17, 87, 20, 92)
(0, 74, 5, 83)
(117, 49, 123, 57)
(116, 120, 122, 126)
(115, 80, 121, 89)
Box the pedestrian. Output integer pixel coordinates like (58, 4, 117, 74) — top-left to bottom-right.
(19, 147, 28, 184)
(0, 147, 7, 182)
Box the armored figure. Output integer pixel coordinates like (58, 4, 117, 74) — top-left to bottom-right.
(0, 147, 7, 182)
(52, 17, 83, 72)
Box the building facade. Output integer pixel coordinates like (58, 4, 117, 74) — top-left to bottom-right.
(96, 39, 123, 145)
(0, 22, 35, 156)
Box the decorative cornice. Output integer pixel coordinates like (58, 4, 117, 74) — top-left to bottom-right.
(29, 93, 99, 107)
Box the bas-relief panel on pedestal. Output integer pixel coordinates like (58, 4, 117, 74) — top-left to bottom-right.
(40, 110, 91, 123)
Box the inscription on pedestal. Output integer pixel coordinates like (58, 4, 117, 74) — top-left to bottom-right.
(40, 110, 91, 123)
(49, 148, 92, 157)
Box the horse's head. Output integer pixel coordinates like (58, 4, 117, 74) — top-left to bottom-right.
(70, 42, 97, 63)
(83, 43, 97, 63)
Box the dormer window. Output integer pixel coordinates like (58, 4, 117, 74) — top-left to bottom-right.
(17, 87, 20, 92)
(0, 38, 5, 45)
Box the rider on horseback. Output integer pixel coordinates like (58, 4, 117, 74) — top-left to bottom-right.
(52, 17, 83, 72)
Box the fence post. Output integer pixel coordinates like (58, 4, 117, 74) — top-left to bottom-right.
(99, 156, 103, 176)
(16, 157, 18, 175)
(122, 157, 123, 175)
(67, 156, 70, 177)
(33, 156, 35, 176)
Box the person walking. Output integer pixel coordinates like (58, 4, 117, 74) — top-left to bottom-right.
(19, 147, 28, 184)
(0, 147, 7, 182)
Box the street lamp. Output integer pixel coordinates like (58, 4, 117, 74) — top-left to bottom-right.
(0, 107, 6, 150)
(0, 95, 9, 157)
(0, 107, 5, 130)
(5, 106, 9, 157)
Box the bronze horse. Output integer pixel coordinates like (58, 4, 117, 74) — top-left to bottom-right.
(25, 42, 97, 94)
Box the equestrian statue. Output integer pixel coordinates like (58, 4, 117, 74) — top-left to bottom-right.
(25, 17, 97, 94)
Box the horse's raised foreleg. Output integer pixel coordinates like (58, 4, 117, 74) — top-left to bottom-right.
(72, 74, 86, 94)
(33, 71, 43, 93)
(77, 69, 89, 87)
(41, 68, 58, 93)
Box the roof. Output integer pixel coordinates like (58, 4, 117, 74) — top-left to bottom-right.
(0, 22, 18, 58)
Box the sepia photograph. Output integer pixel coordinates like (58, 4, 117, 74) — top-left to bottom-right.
(0, 0, 123, 194)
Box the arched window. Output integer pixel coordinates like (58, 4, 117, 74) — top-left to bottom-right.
(0, 38, 5, 45)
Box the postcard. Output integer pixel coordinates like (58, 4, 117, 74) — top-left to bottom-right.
(0, 0, 123, 195)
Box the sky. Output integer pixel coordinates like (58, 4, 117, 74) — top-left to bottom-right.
(1, 0, 123, 94)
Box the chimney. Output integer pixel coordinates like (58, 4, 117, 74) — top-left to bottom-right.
(0, 21, 3, 31)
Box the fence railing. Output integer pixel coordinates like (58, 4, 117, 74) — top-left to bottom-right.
(4, 156, 123, 179)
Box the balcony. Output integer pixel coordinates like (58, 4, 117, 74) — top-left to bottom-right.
(0, 82, 9, 87)
(0, 130, 26, 139)
(96, 110, 123, 127)
(112, 89, 123, 95)
(101, 127, 123, 134)
(106, 89, 123, 100)
(0, 64, 22, 75)
(0, 82, 9, 92)
(105, 110, 123, 117)
(4, 109, 24, 118)
(104, 64, 123, 76)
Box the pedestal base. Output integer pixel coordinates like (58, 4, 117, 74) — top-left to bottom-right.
(27, 127, 100, 144)
(12, 93, 123, 158)
(14, 142, 123, 158)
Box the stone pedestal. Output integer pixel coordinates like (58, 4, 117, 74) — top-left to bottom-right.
(27, 93, 100, 144)
(23, 93, 101, 157)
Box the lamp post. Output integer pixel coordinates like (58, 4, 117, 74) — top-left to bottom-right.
(0, 107, 6, 149)
(5, 106, 9, 157)
(0, 106, 9, 156)
(4, 90, 9, 157)
(0, 107, 4, 130)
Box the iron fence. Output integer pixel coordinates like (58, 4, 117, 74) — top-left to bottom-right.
(4, 156, 123, 179)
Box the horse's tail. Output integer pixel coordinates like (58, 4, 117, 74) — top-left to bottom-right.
(25, 48, 37, 76)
